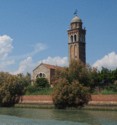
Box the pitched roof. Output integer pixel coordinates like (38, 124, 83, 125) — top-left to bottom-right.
(43, 63, 62, 70)
(33, 63, 63, 71)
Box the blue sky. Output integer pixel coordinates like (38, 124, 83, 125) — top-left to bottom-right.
(0, 0, 117, 74)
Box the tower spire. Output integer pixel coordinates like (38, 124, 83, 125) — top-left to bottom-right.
(68, 13, 86, 64)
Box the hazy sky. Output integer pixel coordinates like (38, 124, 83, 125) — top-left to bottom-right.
(0, 0, 117, 74)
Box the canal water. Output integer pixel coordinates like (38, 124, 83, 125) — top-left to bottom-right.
(0, 108, 117, 125)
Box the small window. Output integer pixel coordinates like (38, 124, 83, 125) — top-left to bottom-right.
(71, 35, 73, 42)
(43, 74, 46, 77)
(74, 35, 77, 42)
(39, 73, 42, 77)
(36, 73, 46, 78)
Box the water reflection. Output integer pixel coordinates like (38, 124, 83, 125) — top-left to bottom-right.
(0, 108, 117, 125)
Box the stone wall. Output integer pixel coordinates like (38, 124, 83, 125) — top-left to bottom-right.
(32, 64, 50, 83)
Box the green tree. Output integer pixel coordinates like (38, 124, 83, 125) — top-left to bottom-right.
(52, 61, 91, 109)
(17, 73, 31, 86)
(0, 72, 24, 107)
(52, 60, 91, 86)
(52, 79, 91, 109)
(35, 78, 50, 88)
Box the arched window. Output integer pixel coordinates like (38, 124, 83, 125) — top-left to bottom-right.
(70, 45, 74, 59)
(71, 35, 73, 42)
(39, 73, 42, 77)
(74, 35, 77, 42)
(36, 73, 46, 78)
(43, 73, 46, 77)
(74, 45, 77, 58)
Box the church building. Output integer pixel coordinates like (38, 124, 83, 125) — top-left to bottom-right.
(32, 14, 86, 84)
(32, 63, 62, 84)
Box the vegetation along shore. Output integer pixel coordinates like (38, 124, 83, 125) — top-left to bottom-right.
(0, 61, 117, 110)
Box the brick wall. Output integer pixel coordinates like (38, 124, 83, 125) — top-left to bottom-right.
(19, 95, 117, 104)
(19, 95, 53, 104)
(91, 95, 117, 101)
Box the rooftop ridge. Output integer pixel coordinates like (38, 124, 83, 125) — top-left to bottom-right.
(33, 63, 63, 71)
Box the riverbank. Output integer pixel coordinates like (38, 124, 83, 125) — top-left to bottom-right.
(15, 95, 117, 110)
(15, 103, 117, 111)
(15, 103, 54, 109)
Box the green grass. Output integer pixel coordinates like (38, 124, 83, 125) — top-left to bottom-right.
(93, 89, 117, 95)
(101, 89, 117, 95)
(25, 88, 53, 95)
(15, 103, 54, 109)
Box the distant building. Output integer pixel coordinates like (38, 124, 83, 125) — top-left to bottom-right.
(32, 63, 62, 84)
(32, 14, 86, 84)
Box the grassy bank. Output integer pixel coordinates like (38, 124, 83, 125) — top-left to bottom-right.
(15, 103, 117, 111)
(93, 89, 117, 95)
(25, 88, 53, 95)
(15, 103, 54, 109)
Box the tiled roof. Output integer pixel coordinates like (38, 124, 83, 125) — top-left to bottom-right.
(43, 63, 63, 70)
(33, 63, 63, 71)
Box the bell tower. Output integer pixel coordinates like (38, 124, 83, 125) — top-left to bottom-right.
(68, 14, 86, 64)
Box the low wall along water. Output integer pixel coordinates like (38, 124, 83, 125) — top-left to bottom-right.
(19, 95, 53, 104)
(19, 95, 117, 106)
(17, 95, 117, 110)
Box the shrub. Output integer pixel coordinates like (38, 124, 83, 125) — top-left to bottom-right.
(52, 60, 91, 87)
(35, 78, 50, 88)
(25, 85, 37, 95)
(52, 79, 91, 109)
(0, 72, 24, 107)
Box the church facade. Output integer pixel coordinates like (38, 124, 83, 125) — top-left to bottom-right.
(32, 63, 62, 84)
(32, 14, 86, 84)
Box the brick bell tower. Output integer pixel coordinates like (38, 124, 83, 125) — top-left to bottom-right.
(68, 14, 86, 64)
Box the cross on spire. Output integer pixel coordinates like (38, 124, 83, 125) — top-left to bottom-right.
(74, 9, 78, 16)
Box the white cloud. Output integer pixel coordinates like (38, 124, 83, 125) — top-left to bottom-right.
(0, 35, 67, 74)
(12, 56, 34, 74)
(0, 37, 47, 73)
(11, 43, 47, 74)
(0, 35, 15, 71)
(0, 35, 13, 60)
(38, 56, 68, 67)
(12, 56, 68, 75)
(30, 43, 47, 56)
(93, 52, 117, 70)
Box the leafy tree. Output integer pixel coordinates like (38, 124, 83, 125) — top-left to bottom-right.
(52, 61, 91, 109)
(52, 79, 91, 109)
(53, 60, 117, 95)
(52, 79, 69, 109)
(52, 60, 91, 86)
(35, 78, 50, 88)
(0, 72, 24, 107)
(17, 73, 31, 93)
(25, 85, 37, 94)
(17, 73, 31, 87)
